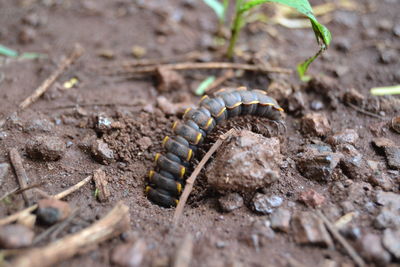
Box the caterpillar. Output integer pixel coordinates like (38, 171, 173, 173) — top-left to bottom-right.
(145, 87, 285, 208)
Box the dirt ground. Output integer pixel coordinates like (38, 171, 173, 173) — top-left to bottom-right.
(0, 0, 400, 266)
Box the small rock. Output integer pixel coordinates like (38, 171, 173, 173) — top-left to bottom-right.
(310, 100, 324, 111)
(334, 37, 351, 52)
(25, 118, 54, 133)
(267, 80, 292, 101)
(326, 129, 359, 146)
(0, 224, 35, 249)
(385, 146, 400, 170)
(382, 228, 400, 259)
(206, 131, 281, 192)
(301, 113, 331, 137)
(137, 136, 152, 151)
(375, 191, 400, 209)
(368, 173, 393, 191)
(239, 220, 275, 249)
(91, 139, 114, 164)
(131, 45, 146, 58)
(287, 91, 306, 116)
(372, 137, 395, 150)
(22, 12, 47, 27)
(296, 146, 342, 182)
(156, 96, 190, 115)
(391, 116, 400, 134)
(218, 193, 244, 212)
(270, 208, 291, 233)
(252, 194, 283, 214)
(380, 49, 398, 64)
(394, 23, 400, 37)
(299, 189, 325, 208)
(374, 191, 400, 229)
(156, 67, 186, 92)
(338, 144, 368, 180)
(95, 114, 114, 133)
(18, 27, 36, 44)
(0, 163, 10, 186)
(358, 233, 391, 265)
(111, 239, 147, 267)
(343, 88, 365, 107)
(291, 211, 333, 247)
(36, 199, 71, 225)
(26, 135, 66, 161)
(97, 49, 115, 59)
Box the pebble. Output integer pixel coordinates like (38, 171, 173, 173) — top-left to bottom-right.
(156, 96, 190, 115)
(270, 208, 291, 233)
(334, 37, 352, 52)
(296, 145, 342, 181)
(0, 224, 35, 249)
(287, 91, 306, 115)
(0, 162, 10, 186)
(111, 239, 147, 267)
(310, 100, 324, 111)
(374, 191, 400, 229)
(131, 45, 147, 58)
(239, 220, 275, 249)
(137, 136, 152, 151)
(301, 113, 331, 137)
(95, 114, 114, 133)
(25, 118, 54, 133)
(368, 173, 393, 191)
(252, 193, 283, 214)
(36, 199, 71, 225)
(380, 49, 398, 64)
(298, 189, 326, 208)
(342, 88, 365, 107)
(91, 139, 114, 164)
(26, 135, 66, 161)
(385, 146, 400, 170)
(338, 144, 368, 180)
(18, 27, 36, 44)
(291, 211, 333, 247)
(382, 228, 400, 260)
(206, 131, 281, 192)
(358, 233, 391, 265)
(218, 193, 244, 212)
(156, 67, 186, 92)
(326, 129, 359, 146)
(391, 116, 400, 134)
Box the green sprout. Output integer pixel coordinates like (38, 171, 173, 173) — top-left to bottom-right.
(203, 0, 332, 81)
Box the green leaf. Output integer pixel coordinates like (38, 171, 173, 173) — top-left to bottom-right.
(0, 44, 18, 57)
(297, 44, 325, 81)
(195, 76, 216, 95)
(20, 52, 46, 59)
(203, 0, 225, 21)
(240, 0, 331, 47)
(370, 85, 400, 96)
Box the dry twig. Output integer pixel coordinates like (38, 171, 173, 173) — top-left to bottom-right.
(18, 44, 84, 110)
(316, 210, 366, 267)
(12, 201, 130, 267)
(9, 148, 33, 205)
(0, 183, 43, 202)
(0, 173, 93, 226)
(347, 103, 384, 119)
(111, 62, 292, 76)
(173, 129, 236, 225)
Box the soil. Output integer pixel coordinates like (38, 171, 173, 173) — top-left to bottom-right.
(0, 0, 400, 266)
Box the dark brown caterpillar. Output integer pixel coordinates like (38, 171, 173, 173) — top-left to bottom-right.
(145, 87, 284, 207)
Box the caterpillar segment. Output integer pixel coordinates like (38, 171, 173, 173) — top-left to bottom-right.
(146, 88, 285, 208)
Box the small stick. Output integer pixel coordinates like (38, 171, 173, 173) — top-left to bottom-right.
(172, 234, 193, 267)
(12, 201, 130, 267)
(18, 44, 84, 110)
(9, 148, 32, 205)
(0, 174, 93, 226)
(316, 210, 366, 267)
(205, 69, 235, 94)
(114, 62, 292, 76)
(173, 129, 236, 225)
(347, 103, 384, 119)
(0, 183, 43, 202)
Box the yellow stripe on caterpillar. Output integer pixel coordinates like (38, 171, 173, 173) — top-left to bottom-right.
(154, 153, 161, 163)
(216, 107, 227, 117)
(186, 149, 193, 161)
(227, 102, 242, 109)
(162, 136, 169, 147)
(179, 166, 186, 178)
(195, 132, 202, 145)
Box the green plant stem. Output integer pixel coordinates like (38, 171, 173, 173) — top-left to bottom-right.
(227, 0, 245, 59)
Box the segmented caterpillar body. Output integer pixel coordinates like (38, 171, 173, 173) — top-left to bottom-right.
(145, 87, 284, 207)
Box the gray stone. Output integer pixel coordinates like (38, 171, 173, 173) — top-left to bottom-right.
(218, 193, 244, 212)
(239, 220, 275, 249)
(26, 135, 66, 161)
(297, 145, 342, 182)
(375, 207, 400, 229)
(0, 224, 34, 249)
(301, 113, 331, 137)
(385, 146, 400, 170)
(376, 191, 400, 209)
(359, 233, 391, 265)
(326, 129, 359, 146)
(25, 118, 54, 133)
(291, 211, 333, 248)
(383, 228, 400, 259)
(91, 139, 114, 165)
(252, 193, 283, 214)
(270, 208, 291, 233)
